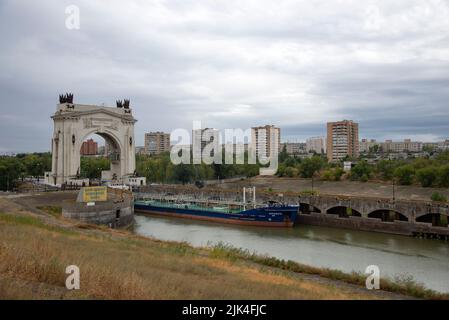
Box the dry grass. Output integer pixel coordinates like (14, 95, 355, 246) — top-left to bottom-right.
(36, 206, 62, 218)
(210, 243, 449, 300)
(0, 212, 387, 300)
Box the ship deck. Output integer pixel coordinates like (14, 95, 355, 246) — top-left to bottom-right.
(135, 199, 243, 214)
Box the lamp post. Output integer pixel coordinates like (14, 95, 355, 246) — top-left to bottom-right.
(392, 178, 396, 203)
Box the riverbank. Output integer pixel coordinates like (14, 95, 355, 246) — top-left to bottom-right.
(0, 195, 447, 300)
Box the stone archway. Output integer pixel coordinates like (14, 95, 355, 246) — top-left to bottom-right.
(326, 206, 362, 218)
(46, 94, 137, 185)
(368, 209, 408, 222)
(415, 212, 448, 227)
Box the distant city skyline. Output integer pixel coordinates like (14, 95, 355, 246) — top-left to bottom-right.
(2, 118, 448, 155)
(2, 1, 449, 153)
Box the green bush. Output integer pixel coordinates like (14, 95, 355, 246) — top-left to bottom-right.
(438, 165, 449, 187)
(350, 161, 372, 181)
(416, 167, 438, 187)
(284, 167, 299, 178)
(299, 156, 325, 178)
(376, 160, 399, 180)
(334, 168, 344, 181)
(320, 170, 334, 181)
(394, 165, 415, 185)
(431, 192, 447, 202)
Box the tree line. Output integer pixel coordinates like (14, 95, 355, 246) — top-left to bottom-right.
(0, 151, 260, 190)
(276, 146, 449, 188)
(2, 149, 449, 191)
(0, 153, 52, 191)
(135, 152, 260, 184)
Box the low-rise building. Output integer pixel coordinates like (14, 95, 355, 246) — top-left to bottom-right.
(135, 146, 145, 155)
(381, 139, 423, 153)
(306, 136, 326, 154)
(281, 142, 304, 155)
(437, 140, 449, 151)
(359, 139, 379, 153)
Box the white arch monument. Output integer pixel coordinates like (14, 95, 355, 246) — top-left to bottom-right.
(45, 94, 139, 186)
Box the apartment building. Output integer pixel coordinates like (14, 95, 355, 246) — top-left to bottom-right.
(80, 139, 98, 156)
(359, 139, 379, 153)
(381, 139, 423, 153)
(306, 136, 326, 154)
(251, 125, 281, 161)
(144, 132, 171, 155)
(326, 120, 359, 162)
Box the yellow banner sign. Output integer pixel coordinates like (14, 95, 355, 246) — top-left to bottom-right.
(82, 187, 107, 202)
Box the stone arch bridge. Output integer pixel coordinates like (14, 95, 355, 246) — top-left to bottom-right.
(293, 194, 449, 224)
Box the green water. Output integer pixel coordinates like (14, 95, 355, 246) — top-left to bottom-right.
(134, 214, 449, 293)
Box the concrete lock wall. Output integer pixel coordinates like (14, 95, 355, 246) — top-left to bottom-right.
(62, 198, 134, 228)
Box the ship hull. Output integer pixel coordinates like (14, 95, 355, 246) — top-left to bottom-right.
(134, 203, 298, 228)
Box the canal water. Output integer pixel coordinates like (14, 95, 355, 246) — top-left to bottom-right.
(133, 215, 449, 293)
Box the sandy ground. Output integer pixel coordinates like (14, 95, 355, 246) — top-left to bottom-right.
(216, 176, 449, 201)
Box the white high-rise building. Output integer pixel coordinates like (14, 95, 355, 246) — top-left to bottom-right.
(251, 125, 281, 162)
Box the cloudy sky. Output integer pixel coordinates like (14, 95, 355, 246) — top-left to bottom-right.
(1, 0, 449, 152)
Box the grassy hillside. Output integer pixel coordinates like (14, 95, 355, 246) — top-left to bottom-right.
(0, 196, 445, 300)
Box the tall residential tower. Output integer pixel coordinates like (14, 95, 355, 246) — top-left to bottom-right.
(144, 132, 171, 155)
(326, 120, 359, 162)
(251, 125, 281, 161)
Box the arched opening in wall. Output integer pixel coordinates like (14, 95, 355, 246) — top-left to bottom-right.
(299, 203, 321, 215)
(79, 134, 112, 183)
(368, 210, 408, 222)
(327, 206, 362, 218)
(416, 214, 448, 227)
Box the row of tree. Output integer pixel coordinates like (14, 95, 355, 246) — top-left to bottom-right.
(135, 152, 260, 184)
(3, 149, 449, 191)
(0, 153, 52, 191)
(348, 153, 449, 187)
(276, 146, 449, 188)
(0, 153, 111, 191)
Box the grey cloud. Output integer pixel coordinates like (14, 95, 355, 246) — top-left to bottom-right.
(1, 0, 449, 153)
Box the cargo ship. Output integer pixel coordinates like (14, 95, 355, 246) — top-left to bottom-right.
(134, 199, 298, 228)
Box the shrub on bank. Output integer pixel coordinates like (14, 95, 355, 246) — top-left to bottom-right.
(431, 192, 447, 203)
